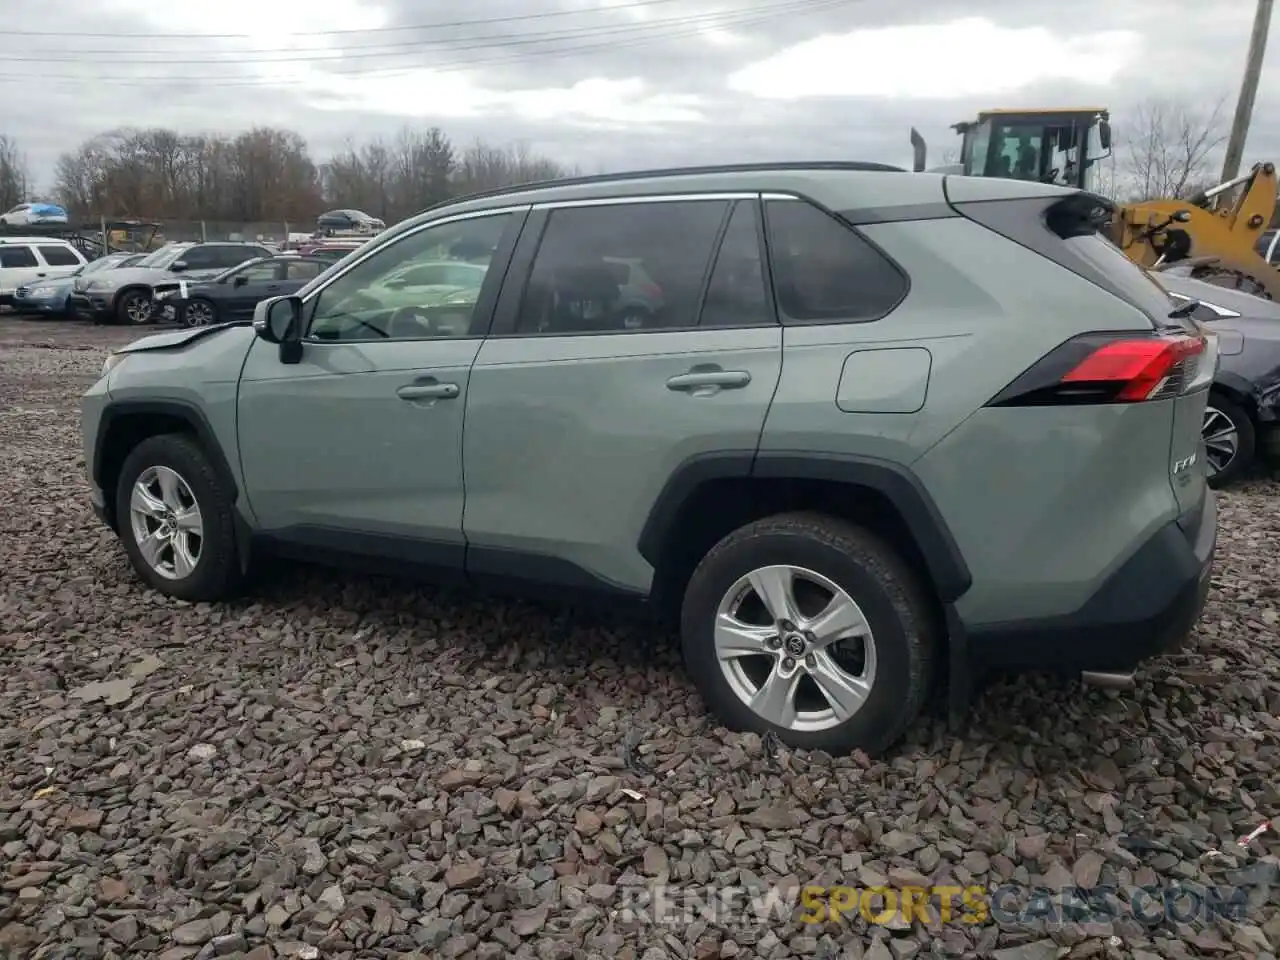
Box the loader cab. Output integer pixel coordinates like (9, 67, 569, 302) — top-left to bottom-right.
(955, 108, 1111, 193)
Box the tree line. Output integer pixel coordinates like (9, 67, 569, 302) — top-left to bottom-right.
(0, 97, 1272, 225)
(0, 125, 576, 224)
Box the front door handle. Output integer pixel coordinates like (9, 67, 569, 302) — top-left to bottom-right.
(397, 381, 459, 401)
(666, 368, 752, 392)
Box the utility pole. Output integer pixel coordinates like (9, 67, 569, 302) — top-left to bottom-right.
(1221, 0, 1274, 182)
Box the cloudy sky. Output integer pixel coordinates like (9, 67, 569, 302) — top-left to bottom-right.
(3, 0, 1275, 189)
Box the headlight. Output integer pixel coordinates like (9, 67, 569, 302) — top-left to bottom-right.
(29, 286, 57, 298)
(85, 280, 110, 292)
(101, 352, 128, 377)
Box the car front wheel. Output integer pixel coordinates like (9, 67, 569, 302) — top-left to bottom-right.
(680, 512, 935, 756)
(114, 434, 241, 602)
(116, 290, 152, 325)
(1203, 395, 1255, 488)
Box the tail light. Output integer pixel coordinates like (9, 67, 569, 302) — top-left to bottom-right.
(988, 331, 1216, 407)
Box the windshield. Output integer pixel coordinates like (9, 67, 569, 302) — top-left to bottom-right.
(133, 246, 184, 269)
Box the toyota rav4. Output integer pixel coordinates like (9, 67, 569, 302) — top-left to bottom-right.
(81, 162, 1218, 755)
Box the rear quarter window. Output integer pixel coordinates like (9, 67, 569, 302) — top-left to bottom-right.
(764, 198, 908, 323)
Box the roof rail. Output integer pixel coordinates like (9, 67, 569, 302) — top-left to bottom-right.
(426, 160, 907, 214)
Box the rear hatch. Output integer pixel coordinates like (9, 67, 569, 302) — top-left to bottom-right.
(945, 179, 1218, 518)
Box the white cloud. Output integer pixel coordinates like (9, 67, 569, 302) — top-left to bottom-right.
(302, 73, 705, 125)
(727, 16, 1143, 100)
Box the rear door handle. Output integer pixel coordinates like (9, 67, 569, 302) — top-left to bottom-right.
(666, 369, 752, 392)
(397, 381, 459, 401)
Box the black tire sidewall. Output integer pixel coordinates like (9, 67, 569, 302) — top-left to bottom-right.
(114, 435, 239, 602)
(1206, 395, 1256, 488)
(681, 524, 927, 753)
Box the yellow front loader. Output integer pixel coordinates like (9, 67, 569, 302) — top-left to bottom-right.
(911, 108, 1280, 299)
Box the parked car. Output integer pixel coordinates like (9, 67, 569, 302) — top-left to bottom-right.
(298, 239, 369, 260)
(0, 201, 69, 226)
(152, 255, 331, 326)
(1156, 271, 1280, 486)
(316, 209, 385, 234)
(81, 162, 1217, 756)
(13, 252, 148, 319)
(0, 237, 87, 307)
(71, 241, 273, 325)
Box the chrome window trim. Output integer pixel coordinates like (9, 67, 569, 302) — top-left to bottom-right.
(531, 192, 760, 210)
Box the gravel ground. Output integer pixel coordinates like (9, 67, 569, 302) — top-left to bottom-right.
(4, 315, 1280, 960)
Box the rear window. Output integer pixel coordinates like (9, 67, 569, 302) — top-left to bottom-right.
(1062, 233, 1180, 321)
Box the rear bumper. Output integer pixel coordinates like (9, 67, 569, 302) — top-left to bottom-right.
(964, 491, 1216, 672)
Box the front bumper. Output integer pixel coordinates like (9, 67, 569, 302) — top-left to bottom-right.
(13, 294, 69, 315)
(963, 491, 1217, 672)
(70, 292, 116, 321)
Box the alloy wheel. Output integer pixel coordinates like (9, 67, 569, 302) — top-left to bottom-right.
(1202, 404, 1240, 480)
(713, 564, 876, 732)
(128, 466, 204, 580)
(185, 301, 214, 326)
(124, 295, 151, 325)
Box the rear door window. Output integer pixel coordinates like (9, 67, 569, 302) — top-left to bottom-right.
(699, 200, 773, 328)
(764, 199, 907, 323)
(514, 199, 729, 335)
(38, 245, 82, 266)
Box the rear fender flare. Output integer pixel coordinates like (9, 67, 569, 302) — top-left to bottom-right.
(637, 451, 972, 602)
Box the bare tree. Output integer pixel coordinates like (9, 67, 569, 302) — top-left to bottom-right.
(1121, 96, 1229, 200)
(50, 124, 569, 224)
(0, 135, 31, 210)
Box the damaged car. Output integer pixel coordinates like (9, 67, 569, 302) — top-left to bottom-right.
(1156, 272, 1280, 487)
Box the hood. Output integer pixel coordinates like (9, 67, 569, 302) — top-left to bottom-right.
(19, 275, 75, 291)
(1153, 273, 1280, 320)
(90, 266, 226, 288)
(114, 320, 251, 355)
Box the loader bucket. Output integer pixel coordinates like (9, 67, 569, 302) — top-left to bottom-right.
(910, 128, 927, 173)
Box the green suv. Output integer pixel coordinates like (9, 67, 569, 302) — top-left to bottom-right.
(81, 162, 1218, 755)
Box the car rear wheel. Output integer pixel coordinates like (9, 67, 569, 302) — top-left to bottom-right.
(680, 512, 935, 756)
(184, 298, 217, 327)
(116, 289, 152, 326)
(114, 434, 242, 602)
(1203, 395, 1256, 488)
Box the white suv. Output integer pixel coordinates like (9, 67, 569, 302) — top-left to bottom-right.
(0, 238, 87, 305)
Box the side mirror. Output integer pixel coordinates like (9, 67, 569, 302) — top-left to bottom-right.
(253, 295, 303, 364)
(171, 261, 188, 273)
(234, 275, 249, 287)
(1099, 120, 1112, 151)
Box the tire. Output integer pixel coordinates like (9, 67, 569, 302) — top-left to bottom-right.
(116, 289, 152, 326)
(680, 511, 935, 756)
(183, 297, 217, 327)
(114, 434, 242, 602)
(1204, 394, 1256, 489)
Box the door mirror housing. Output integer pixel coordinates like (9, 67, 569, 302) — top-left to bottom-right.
(234, 275, 249, 287)
(253, 295, 304, 364)
(170, 260, 188, 273)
